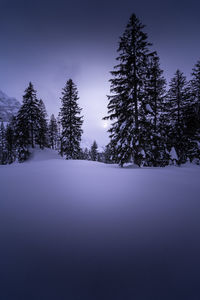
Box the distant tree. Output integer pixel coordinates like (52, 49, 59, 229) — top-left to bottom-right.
(97, 152, 103, 162)
(104, 140, 118, 164)
(60, 79, 83, 159)
(49, 114, 58, 150)
(90, 140, 98, 161)
(83, 147, 90, 160)
(104, 13, 154, 167)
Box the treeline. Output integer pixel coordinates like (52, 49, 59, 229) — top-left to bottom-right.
(0, 13, 200, 167)
(104, 14, 200, 167)
(0, 82, 51, 164)
(0, 80, 106, 164)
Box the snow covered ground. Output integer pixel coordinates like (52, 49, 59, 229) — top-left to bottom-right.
(0, 148, 200, 299)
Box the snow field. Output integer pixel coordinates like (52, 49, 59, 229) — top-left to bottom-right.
(0, 148, 200, 299)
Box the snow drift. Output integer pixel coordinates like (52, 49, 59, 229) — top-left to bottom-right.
(0, 148, 200, 299)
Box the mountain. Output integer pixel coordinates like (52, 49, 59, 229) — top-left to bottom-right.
(0, 90, 21, 122)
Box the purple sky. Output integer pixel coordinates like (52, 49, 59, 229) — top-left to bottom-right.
(1, 0, 200, 146)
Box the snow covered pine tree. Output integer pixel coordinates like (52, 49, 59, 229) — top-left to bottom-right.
(104, 13, 155, 167)
(90, 140, 98, 161)
(15, 82, 43, 161)
(59, 79, 83, 159)
(49, 114, 58, 150)
(0, 122, 6, 164)
(187, 60, 200, 162)
(36, 99, 48, 149)
(167, 70, 190, 164)
(5, 120, 16, 164)
(143, 54, 167, 166)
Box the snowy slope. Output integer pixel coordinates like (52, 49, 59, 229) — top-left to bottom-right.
(0, 149, 200, 299)
(0, 89, 21, 121)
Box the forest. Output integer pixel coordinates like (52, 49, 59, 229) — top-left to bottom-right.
(0, 13, 200, 167)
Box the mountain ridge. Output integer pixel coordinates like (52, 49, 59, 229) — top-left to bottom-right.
(0, 90, 21, 122)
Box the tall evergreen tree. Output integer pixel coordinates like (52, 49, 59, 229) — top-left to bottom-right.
(15, 82, 41, 161)
(56, 114, 62, 152)
(36, 99, 48, 149)
(0, 122, 6, 164)
(60, 79, 83, 159)
(190, 60, 200, 138)
(191, 60, 200, 106)
(167, 70, 190, 163)
(143, 54, 167, 166)
(49, 114, 58, 150)
(5, 120, 16, 164)
(104, 13, 154, 167)
(15, 113, 30, 162)
(185, 60, 200, 162)
(16, 82, 40, 148)
(145, 54, 166, 132)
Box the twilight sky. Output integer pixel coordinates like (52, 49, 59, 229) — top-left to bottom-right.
(0, 0, 200, 146)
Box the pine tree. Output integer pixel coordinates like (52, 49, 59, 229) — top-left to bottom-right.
(0, 122, 6, 164)
(56, 114, 62, 152)
(90, 140, 98, 161)
(36, 99, 48, 149)
(182, 104, 200, 163)
(185, 60, 200, 162)
(145, 54, 166, 132)
(158, 112, 171, 166)
(15, 114, 30, 162)
(103, 141, 117, 164)
(143, 54, 167, 166)
(83, 147, 90, 160)
(15, 82, 41, 161)
(5, 120, 16, 164)
(97, 152, 104, 162)
(49, 114, 58, 150)
(104, 13, 154, 167)
(103, 145, 112, 163)
(191, 60, 200, 106)
(167, 70, 190, 164)
(16, 82, 40, 147)
(60, 79, 83, 159)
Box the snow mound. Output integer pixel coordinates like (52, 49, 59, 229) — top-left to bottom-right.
(28, 147, 62, 162)
(0, 149, 200, 299)
(170, 146, 178, 160)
